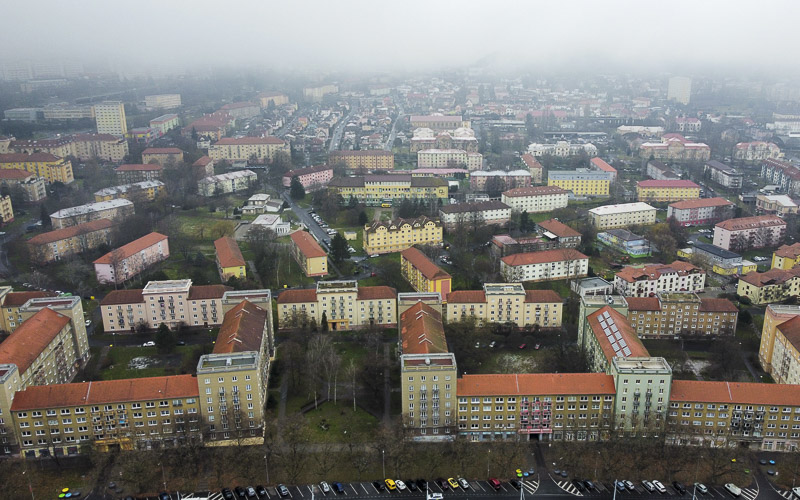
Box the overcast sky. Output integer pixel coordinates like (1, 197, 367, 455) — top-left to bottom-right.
(4, 0, 799, 76)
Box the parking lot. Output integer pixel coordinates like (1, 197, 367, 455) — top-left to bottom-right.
(551, 476, 760, 499)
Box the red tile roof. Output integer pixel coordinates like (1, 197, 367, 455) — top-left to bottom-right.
(0, 152, 62, 163)
(115, 164, 163, 172)
(446, 290, 486, 303)
(698, 298, 739, 313)
(10, 375, 199, 411)
(94, 232, 168, 264)
(774, 243, 800, 260)
(615, 260, 704, 283)
(214, 137, 285, 146)
(285, 164, 332, 177)
(400, 302, 447, 355)
(777, 316, 800, 352)
(142, 148, 183, 154)
(668, 197, 734, 210)
(457, 373, 616, 397)
(401, 247, 451, 281)
(27, 219, 113, 246)
(536, 219, 581, 238)
(625, 297, 662, 311)
(290, 231, 327, 259)
(521, 153, 543, 170)
(586, 306, 649, 363)
(501, 248, 587, 267)
(100, 289, 145, 305)
(357, 286, 396, 301)
(193, 156, 213, 167)
(214, 236, 246, 268)
(0, 308, 71, 373)
(590, 157, 617, 173)
(636, 179, 701, 189)
(0, 168, 33, 180)
(716, 215, 786, 231)
(213, 300, 267, 354)
(1, 291, 55, 307)
(276, 289, 318, 304)
(187, 285, 231, 300)
(670, 380, 800, 406)
(739, 267, 800, 287)
(525, 290, 562, 303)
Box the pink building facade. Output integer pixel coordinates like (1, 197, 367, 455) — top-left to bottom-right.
(93, 232, 170, 284)
(282, 165, 334, 190)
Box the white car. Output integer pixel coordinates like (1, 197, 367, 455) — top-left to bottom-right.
(395, 481, 406, 491)
(458, 478, 469, 489)
(695, 483, 708, 495)
(319, 482, 330, 494)
(724, 484, 741, 497)
(85, 320, 92, 327)
(142, 341, 156, 347)
(652, 480, 666, 494)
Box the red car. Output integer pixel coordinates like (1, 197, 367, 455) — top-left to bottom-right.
(518, 344, 527, 349)
(534, 344, 541, 350)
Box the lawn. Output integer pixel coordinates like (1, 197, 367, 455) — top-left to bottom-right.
(99, 345, 201, 380)
(303, 401, 380, 443)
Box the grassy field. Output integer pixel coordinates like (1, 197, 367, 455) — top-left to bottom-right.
(303, 402, 380, 443)
(99, 345, 201, 380)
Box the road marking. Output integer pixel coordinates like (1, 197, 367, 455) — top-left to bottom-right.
(472, 481, 484, 492)
(741, 488, 758, 500)
(295, 486, 305, 498)
(360, 484, 369, 495)
(553, 477, 582, 497)
(307, 486, 315, 495)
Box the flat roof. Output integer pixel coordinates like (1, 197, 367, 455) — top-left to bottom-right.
(589, 202, 656, 216)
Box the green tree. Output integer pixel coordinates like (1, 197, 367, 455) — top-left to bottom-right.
(321, 311, 328, 332)
(358, 210, 368, 225)
(330, 232, 350, 264)
(520, 210, 530, 232)
(155, 323, 176, 353)
(40, 204, 51, 227)
(289, 176, 305, 200)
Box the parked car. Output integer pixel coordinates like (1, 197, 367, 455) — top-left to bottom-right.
(332, 483, 345, 495)
(142, 341, 156, 347)
(395, 480, 406, 491)
(256, 486, 268, 497)
(583, 480, 595, 491)
(159, 493, 171, 500)
(695, 483, 708, 495)
(673, 481, 687, 495)
(724, 483, 741, 497)
(277, 485, 290, 497)
(406, 480, 418, 492)
(415, 479, 427, 491)
(384, 479, 396, 491)
(235, 487, 247, 498)
(447, 478, 459, 489)
(572, 479, 585, 492)
(435, 478, 448, 490)
(488, 478, 501, 491)
(641, 481, 655, 492)
(458, 478, 469, 489)
(246, 486, 258, 498)
(616, 482, 626, 492)
(319, 482, 330, 494)
(222, 488, 234, 500)
(509, 480, 521, 490)
(652, 480, 667, 494)
(85, 320, 92, 327)
(624, 480, 635, 491)
(372, 481, 385, 492)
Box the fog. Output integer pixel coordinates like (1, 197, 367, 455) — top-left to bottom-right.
(3, 0, 800, 75)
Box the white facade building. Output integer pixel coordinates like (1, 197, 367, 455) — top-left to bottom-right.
(613, 261, 706, 297)
(500, 186, 569, 213)
(417, 149, 483, 171)
(588, 203, 657, 229)
(527, 141, 598, 158)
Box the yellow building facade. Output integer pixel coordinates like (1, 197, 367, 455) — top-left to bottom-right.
(94, 181, 165, 202)
(0, 153, 74, 184)
(329, 150, 394, 170)
(363, 216, 443, 255)
(400, 247, 451, 300)
(636, 180, 701, 203)
(328, 175, 447, 205)
(772, 243, 800, 270)
(547, 171, 611, 196)
(446, 283, 563, 328)
(289, 231, 328, 277)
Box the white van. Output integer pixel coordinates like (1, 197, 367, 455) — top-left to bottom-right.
(792, 486, 800, 498)
(724, 483, 741, 497)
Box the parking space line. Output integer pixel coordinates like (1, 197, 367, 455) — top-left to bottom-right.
(296, 487, 305, 498)
(307, 486, 314, 495)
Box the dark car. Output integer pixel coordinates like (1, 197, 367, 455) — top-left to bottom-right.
(673, 482, 687, 495)
(222, 488, 235, 500)
(509, 480, 522, 490)
(372, 481, 385, 492)
(416, 479, 428, 491)
(235, 487, 247, 498)
(256, 486, 268, 497)
(159, 493, 171, 500)
(332, 483, 345, 495)
(583, 480, 595, 491)
(406, 481, 418, 492)
(436, 478, 449, 490)
(616, 482, 626, 492)
(277, 485, 290, 498)
(572, 480, 586, 492)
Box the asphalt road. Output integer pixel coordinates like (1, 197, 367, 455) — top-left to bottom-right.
(280, 191, 332, 250)
(330, 104, 359, 153)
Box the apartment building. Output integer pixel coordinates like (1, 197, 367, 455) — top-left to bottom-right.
(69, 134, 128, 162)
(580, 306, 650, 373)
(0, 152, 74, 184)
(363, 215, 442, 255)
(208, 137, 289, 163)
(93, 233, 169, 285)
(141, 147, 184, 166)
(439, 201, 511, 230)
(42, 104, 94, 120)
(625, 293, 739, 338)
(27, 219, 113, 264)
(761, 159, 800, 196)
(0, 195, 13, 224)
(327, 175, 448, 205)
(757, 195, 799, 217)
(115, 164, 163, 184)
(182, 113, 231, 141)
(772, 243, 800, 270)
(667, 198, 735, 227)
(276, 280, 396, 330)
(668, 76, 692, 104)
(192, 156, 214, 178)
(547, 169, 611, 196)
(0, 288, 55, 333)
(761, 313, 800, 385)
(609, 357, 673, 437)
(281, 164, 333, 190)
(417, 149, 483, 171)
(521, 154, 544, 184)
(400, 247, 451, 300)
(491, 219, 582, 258)
(9, 374, 201, 457)
(93, 101, 127, 136)
(0, 169, 47, 202)
(614, 261, 706, 297)
(760, 305, 800, 379)
(737, 268, 800, 305)
(686, 242, 758, 276)
(399, 301, 458, 437)
(646, 160, 681, 181)
(597, 229, 652, 257)
(198, 170, 257, 197)
(149, 114, 180, 136)
(636, 179, 701, 203)
(145, 94, 182, 110)
(588, 202, 657, 229)
(470, 170, 531, 191)
(303, 84, 338, 102)
(734, 141, 781, 163)
(328, 150, 394, 171)
(257, 92, 289, 108)
(704, 160, 744, 189)
(99, 280, 233, 332)
(17, 296, 90, 367)
(638, 134, 710, 162)
(674, 117, 701, 133)
(214, 236, 246, 281)
(456, 373, 616, 442)
(666, 380, 800, 451)
(289, 231, 327, 277)
(446, 283, 562, 328)
(50, 199, 134, 229)
(409, 127, 478, 153)
(94, 180, 165, 202)
(527, 141, 598, 158)
(500, 248, 589, 283)
(589, 158, 617, 183)
(713, 215, 786, 251)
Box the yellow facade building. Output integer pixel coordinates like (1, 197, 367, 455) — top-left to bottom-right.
(636, 180, 701, 203)
(208, 137, 289, 162)
(772, 243, 800, 270)
(289, 231, 328, 277)
(363, 216, 443, 255)
(328, 175, 447, 206)
(0, 152, 74, 184)
(446, 283, 563, 329)
(329, 150, 394, 171)
(400, 247, 451, 300)
(547, 170, 611, 196)
(94, 180, 165, 202)
(214, 236, 247, 281)
(27, 219, 113, 264)
(760, 305, 800, 378)
(737, 268, 800, 305)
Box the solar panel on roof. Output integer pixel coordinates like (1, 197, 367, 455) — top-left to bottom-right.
(612, 344, 621, 354)
(619, 339, 627, 348)
(623, 347, 632, 356)
(610, 324, 619, 333)
(603, 311, 611, 319)
(615, 332, 622, 341)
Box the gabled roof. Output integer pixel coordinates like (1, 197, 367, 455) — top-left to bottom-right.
(586, 306, 649, 363)
(100, 289, 145, 305)
(0, 168, 33, 180)
(670, 379, 800, 407)
(536, 219, 581, 238)
(365, 216, 439, 234)
(615, 260, 704, 283)
(716, 215, 786, 231)
(0, 308, 71, 374)
(213, 136, 285, 146)
(400, 302, 447, 355)
(276, 289, 317, 304)
(356, 286, 396, 300)
(187, 285, 231, 300)
(774, 243, 800, 260)
(501, 248, 587, 267)
(142, 148, 183, 155)
(214, 236, 245, 268)
(94, 233, 167, 265)
(525, 290, 562, 303)
(636, 179, 700, 188)
(212, 300, 267, 354)
(27, 219, 113, 246)
(447, 290, 486, 303)
(1, 290, 55, 307)
(290, 231, 327, 259)
(116, 163, 163, 172)
(669, 197, 734, 210)
(401, 247, 451, 281)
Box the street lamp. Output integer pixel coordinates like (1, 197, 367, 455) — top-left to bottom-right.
(264, 454, 270, 484)
(594, 451, 600, 479)
(22, 469, 35, 500)
(487, 450, 491, 477)
(382, 449, 386, 479)
(159, 461, 167, 491)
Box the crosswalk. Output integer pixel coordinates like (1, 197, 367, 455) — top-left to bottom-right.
(775, 489, 794, 500)
(740, 487, 758, 500)
(521, 479, 539, 495)
(554, 479, 582, 496)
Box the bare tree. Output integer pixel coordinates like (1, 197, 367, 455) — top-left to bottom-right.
(346, 359, 359, 412)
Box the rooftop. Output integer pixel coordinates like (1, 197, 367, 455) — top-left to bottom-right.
(50, 199, 133, 220)
(501, 248, 588, 267)
(400, 302, 448, 355)
(457, 373, 616, 396)
(716, 215, 786, 231)
(502, 186, 568, 198)
(636, 179, 701, 189)
(401, 247, 450, 281)
(94, 232, 168, 265)
(670, 379, 800, 406)
(212, 301, 267, 355)
(536, 219, 581, 238)
(214, 236, 246, 269)
(669, 197, 734, 210)
(0, 308, 72, 374)
(213, 136, 285, 146)
(589, 202, 656, 216)
(27, 219, 113, 246)
(115, 163, 163, 172)
(587, 306, 649, 363)
(439, 200, 510, 214)
(290, 231, 327, 259)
